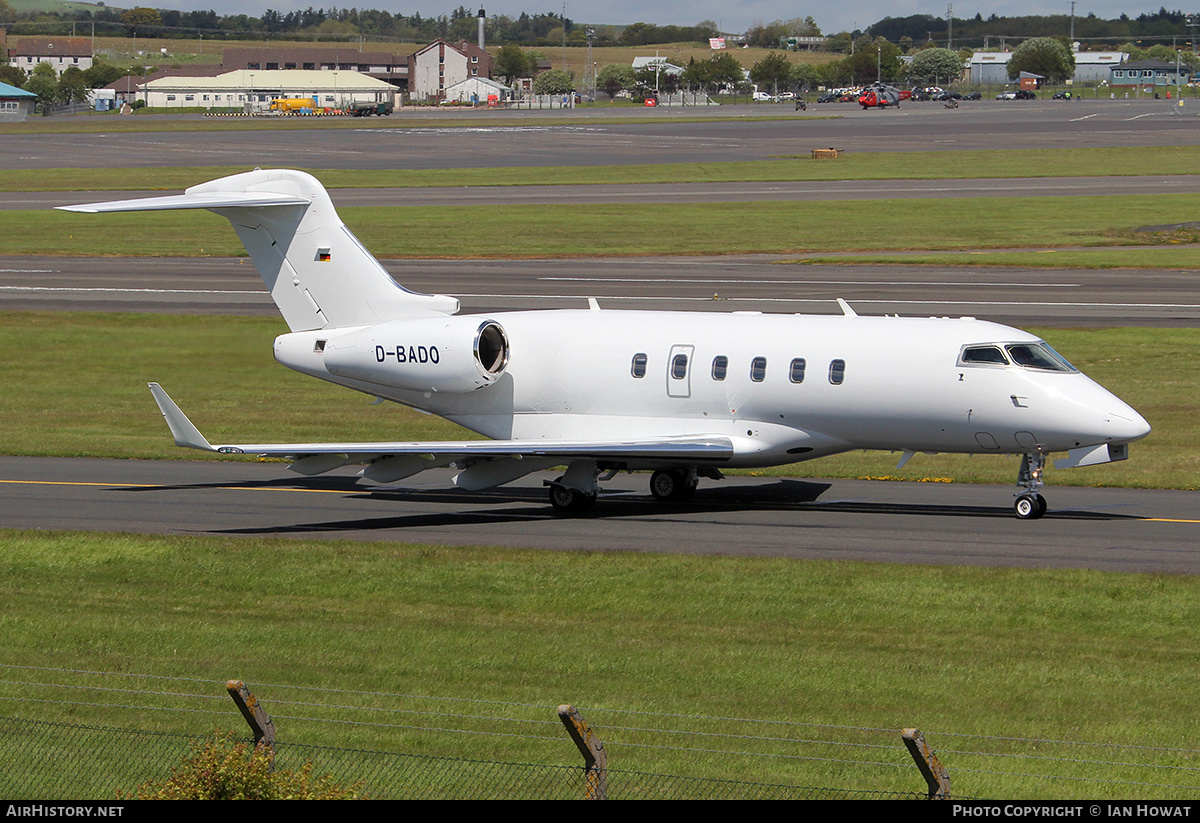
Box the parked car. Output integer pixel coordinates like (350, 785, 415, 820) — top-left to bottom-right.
(963, 92, 982, 100)
(1015, 90, 1037, 100)
(776, 91, 796, 101)
(996, 91, 1017, 100)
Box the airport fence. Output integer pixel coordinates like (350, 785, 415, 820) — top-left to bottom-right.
(9, 667, 1200, 799)
(0, 715, 922, 800)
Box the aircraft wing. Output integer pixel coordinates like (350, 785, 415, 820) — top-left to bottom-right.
(148, 383, 733, 485)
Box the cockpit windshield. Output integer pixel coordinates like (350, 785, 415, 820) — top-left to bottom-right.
(1005, 343, 1076, 372)
(958, 342, 1077, 372)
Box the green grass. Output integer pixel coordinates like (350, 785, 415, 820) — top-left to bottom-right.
(11, 193, 1200, 259)
(0, 312, 477, 460)
(6, 145, 1200, 191)
(2, 531, 1199, 798)
(1, 313, 1194, 489)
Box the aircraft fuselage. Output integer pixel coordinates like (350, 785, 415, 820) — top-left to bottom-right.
(274, 310, 1148, 471)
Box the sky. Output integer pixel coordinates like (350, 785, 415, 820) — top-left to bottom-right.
(152, 0, 1177, 38)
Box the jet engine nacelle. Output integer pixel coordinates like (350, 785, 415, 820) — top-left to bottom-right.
(323, 316, 510, 393)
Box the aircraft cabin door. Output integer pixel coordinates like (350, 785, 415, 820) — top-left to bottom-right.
(667, 345, 694, 398)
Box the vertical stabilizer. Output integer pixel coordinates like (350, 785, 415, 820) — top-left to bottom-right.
(59, 169, 460, 331)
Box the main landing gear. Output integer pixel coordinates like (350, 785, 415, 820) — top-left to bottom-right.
(649, 468, 698, 502)
(1014, 452, 1048, 520)
(546, 482, 597, 513)
(545, 463, 718, 514)
(545, 459, 600, 514)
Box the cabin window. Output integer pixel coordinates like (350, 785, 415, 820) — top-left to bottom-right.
(829, 359, 845, 384)
(750, 357, 767, 382)
(789, 358, 806, 383)
(671, 353, 688, 380)
(711, 356, 728, 381)
(631, 353, 648, 378)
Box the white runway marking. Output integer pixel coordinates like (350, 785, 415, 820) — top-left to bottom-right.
(453, 293, 1200, 309)
(539, 277, 1083, 288)
(0, 286, 263, 295)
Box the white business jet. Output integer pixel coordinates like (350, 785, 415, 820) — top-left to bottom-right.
(61, 169, 1150, 519)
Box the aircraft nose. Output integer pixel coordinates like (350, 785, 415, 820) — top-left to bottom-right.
(1105, 404, 1151, 443)
(1061, 379, 1151, 448)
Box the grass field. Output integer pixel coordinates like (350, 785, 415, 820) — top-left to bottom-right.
(7, 192, 1198, 260)
(5, 146, 1200, 191)
(3, 531, 1199, 798)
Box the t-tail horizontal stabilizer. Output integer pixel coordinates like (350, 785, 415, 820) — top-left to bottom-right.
(60, 169, 459, 332)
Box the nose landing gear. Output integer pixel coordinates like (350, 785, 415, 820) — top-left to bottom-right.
(1014, 452, 1048, 519)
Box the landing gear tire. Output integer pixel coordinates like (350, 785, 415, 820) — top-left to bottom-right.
(548, 483, 596, 514)
(649, 469, 697, 502)
(1014, 493, 1047, 520)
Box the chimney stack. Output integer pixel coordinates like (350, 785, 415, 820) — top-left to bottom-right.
(478, 8, 486, 50)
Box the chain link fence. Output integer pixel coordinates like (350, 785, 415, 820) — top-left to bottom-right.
(1, 716, 923, 800)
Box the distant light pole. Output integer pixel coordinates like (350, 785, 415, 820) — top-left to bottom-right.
(586, 25, 595, 101)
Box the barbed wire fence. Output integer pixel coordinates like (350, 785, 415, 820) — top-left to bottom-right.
(2, 663, 1199, 799)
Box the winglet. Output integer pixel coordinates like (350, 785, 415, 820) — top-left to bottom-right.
(837, 298, 858, 317)
(147, 383, 215, 452)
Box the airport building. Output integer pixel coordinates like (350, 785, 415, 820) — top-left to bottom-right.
(1108, 59, 1192, 89)
(220, 46, 409, 90)
(969, 50, 1129, 85)
(1072, 52, 1129, 82)
(442, 76, 515, 104)
(6, 36, 94, 77)
(0, 80, 37, 122)
(140, 69, 398, 110)
(407, 39, 493, 101)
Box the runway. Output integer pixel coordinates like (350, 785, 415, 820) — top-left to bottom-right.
(3, 99, 1199, 172)
(4, 254, 1199, 327)
(2, 456, 1196, 574)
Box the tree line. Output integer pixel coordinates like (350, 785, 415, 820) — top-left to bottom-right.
(0, 2, 715, 47)
(3, 3, 1200, 49)
(866, 8, 1199, 46)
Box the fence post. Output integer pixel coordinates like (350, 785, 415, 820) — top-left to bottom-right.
(558, 704, 607, 800)
(227, 679, 277, 756)
(902, 728, 950, 799)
